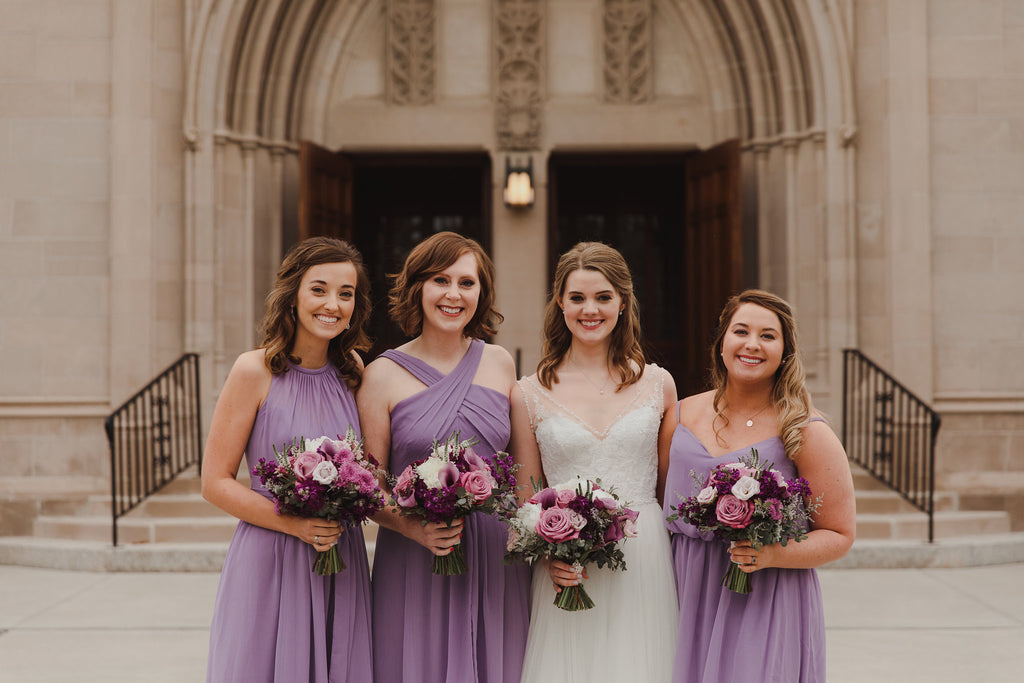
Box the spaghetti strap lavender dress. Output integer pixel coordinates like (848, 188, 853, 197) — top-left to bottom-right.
(206, 361, 373, 683)
(663, 418, 826, 683)
(371, 339, 531, 683)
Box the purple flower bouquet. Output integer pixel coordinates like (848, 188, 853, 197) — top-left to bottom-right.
(390, 432, 519, 576)
(253, 427, 384, 575)
(504, 477, 638, 611)
(666, 447, 817, 594)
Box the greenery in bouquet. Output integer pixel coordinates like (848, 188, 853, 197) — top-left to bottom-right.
(505, 477, 638, 611)
(390, 431, 519, 576)
(253, 427, 384, 575)
(666, 447, 818, 594)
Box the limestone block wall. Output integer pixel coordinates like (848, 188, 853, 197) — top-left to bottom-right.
(0, 1, 188, 483)
(855, 0, 1024, 476)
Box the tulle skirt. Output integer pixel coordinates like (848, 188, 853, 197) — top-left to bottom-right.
(520, 501, 678, 682)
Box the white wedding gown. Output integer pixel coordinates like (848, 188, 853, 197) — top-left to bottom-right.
(518, 366, 678, 683)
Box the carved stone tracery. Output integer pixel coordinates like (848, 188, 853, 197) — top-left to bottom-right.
(603, 0, 653, 104)
(495, 0, 543, 150)
(387, 0, 436, 105)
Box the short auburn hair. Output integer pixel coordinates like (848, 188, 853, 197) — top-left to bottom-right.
(388, 231, 502, 338)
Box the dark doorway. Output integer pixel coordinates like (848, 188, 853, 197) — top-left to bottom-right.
(549, 143, 743, 398)
(297, 144, 491, 361)
(351, 153, 491, 360)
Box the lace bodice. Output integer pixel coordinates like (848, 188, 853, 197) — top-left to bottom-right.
(519, 365, 666, 506)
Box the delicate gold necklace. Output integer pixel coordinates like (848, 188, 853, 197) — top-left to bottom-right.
(569, 356, 611, 395)
(736, 403, 772, 428)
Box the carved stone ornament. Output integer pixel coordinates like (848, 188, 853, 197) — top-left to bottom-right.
(603, 0, 652, 104)
(495, 0, 543, 150)
(387, 0, 437, 105)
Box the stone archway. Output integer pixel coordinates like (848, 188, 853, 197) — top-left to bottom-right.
(182, 0, 857, 414)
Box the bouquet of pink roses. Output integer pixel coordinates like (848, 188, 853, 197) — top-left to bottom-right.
(253, 427, 384, 575)
(504, 477, 638, 611)
(390, 431, 519, 576)
(666, 447, 817, 594)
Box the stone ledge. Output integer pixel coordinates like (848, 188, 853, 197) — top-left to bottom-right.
(0, 537, 377, 573)
(825, 533, 1024, 569)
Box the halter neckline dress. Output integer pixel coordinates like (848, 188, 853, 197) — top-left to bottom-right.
(370, 339, 531, 683)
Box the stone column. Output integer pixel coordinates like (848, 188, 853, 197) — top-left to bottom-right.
(884, 0, 933, 399)
(109, 0, 158, 402)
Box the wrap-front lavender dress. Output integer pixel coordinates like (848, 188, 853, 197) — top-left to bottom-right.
(371, 339, 531, 683)
(663, 416, 826, 683)
(206, 361, 373, 683)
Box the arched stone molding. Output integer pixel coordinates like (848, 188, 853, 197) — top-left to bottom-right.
(182, 0, 857, 413)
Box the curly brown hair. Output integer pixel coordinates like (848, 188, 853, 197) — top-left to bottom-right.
(259, 237, 372, 388)
(388, 231, 502, 338)
(709, 289, 813, 460)
(536, 242, 645, 391)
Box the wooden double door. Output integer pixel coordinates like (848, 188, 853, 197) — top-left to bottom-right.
(298, 141, 744, 396)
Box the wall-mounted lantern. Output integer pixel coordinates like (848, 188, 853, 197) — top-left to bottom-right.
(503, 155, 534, 208)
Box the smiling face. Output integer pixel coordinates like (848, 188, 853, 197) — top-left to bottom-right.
(559, 268, 624, 347)
(720, 302, 785, 384)
(419, 251, 481, 334)
(293, 261, 358, 349)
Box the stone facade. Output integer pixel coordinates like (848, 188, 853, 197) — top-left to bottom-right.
(1, 0, 1022, 521)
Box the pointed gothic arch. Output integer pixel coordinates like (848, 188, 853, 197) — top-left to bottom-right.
(182, 0, 857, 410)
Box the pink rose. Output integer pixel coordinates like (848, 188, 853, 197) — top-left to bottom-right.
(715, 494, 754, 528)
(555, 489, 577, 507)
(537, 507, 584, 543)
(290, 450, 325, 481)
(460, 470, 496, 503)
(394, 467, 418, 508)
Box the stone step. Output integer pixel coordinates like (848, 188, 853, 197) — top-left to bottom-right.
(854, 489, 958, 514)
(35, 515, 240, 544)
(3, 532, 1024, 572)
(856, 510, 1011, 541)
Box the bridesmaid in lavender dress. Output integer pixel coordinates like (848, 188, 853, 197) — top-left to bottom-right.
(358, 232, 530, 683)
(203, 237, 375, 682)
(660, 290, 856, 682)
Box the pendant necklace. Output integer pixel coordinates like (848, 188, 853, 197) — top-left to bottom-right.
(739, 403, 772, 428)
(570, 356, 611, 395)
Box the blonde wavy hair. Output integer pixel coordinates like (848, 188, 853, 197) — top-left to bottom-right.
(259, 237, 372, 388)
(537, 242, 645, 391)
(709, 289, 813, 460)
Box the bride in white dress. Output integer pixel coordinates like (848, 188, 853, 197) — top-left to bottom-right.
(511, 242, 678, 682)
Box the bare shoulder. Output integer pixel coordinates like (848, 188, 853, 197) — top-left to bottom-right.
(677, 390, 714, 424)
(802, 413, 844, 450)
(482, 342, 516, 373)
(231, 349, 272, 383)
(361, 354, 402, 386)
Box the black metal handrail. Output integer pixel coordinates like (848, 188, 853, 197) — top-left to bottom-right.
(842, 349, 941, 542)
(104, 353, 202, 546)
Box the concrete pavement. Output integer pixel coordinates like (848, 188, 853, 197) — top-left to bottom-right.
(0, 563, 1021, 682)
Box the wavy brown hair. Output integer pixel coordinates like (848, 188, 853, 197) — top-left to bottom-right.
(388, 231, 502, 338)
(259, 237, 372, 388)
(709, 289, 813, 460)
(537, 242, 645, 391)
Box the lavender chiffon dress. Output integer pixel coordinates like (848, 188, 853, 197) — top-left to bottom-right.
(663, 417, 826, 683)
(206, 361, 373, 683)
(371, 339, 531, 683)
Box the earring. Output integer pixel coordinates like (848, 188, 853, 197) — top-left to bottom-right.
(346, 323, 351, 330)
(619, 310, 623, 316)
